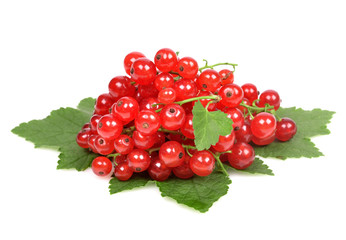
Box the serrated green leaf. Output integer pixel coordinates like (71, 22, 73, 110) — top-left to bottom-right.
(109, 174, 151, 194)
(254, 107, 335, 159)
(225, 157, 274, 176)
(192, 101, 233, 151)
(156, 172, 232, 213)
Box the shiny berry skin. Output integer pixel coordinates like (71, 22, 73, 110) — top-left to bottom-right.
(127, 149, 151, 172)
(124, 51, 145, 75)
(91, 156, 113, 176)
(113, 154, 127, 165)
(177, 57, 199, 79)
(173, 79, 198, 101)
(154, 48, 178, 73)
(180, 114, 195, 139)
(219, 69, 234, 85)
(76, 128, 92, 148)
(251, 112, 277, 139)
(97, 114, 123, 139)
(94, 93, 115, 115)
(87, 135, 98, 153)
(197, 69, 221, 92)
(111, 96, 139, 122)
(252, 132, 276, 146)
(137, 82, 159, 99)
(160, 104, 186, 130)
(241, 83, 258, 104)
(159, 141, 185, 168)
(114, 162, 133, 181)
(108, 76, 135, 100)
(90, 114, 102, 133)
(154, 72, 174, 91)
(130, 58, 157, 85)
(114, 134, 134, 154)
(236, 98, 250, 115)
(153, 131, 166, 148)
(212, 130, 235, 152)
(228, 142, 255, 170)
(219, 83, 244, 108)
(189, 150, 215, 176)
(276, 117, 297, 141)
(94, 135, 115, 155)
(148, 158, 172, 181)
(135, 110, 160, 136)
(257, 90, 281, 110)
(139, 98, 161, 111)
(192, 91, 217, 111)
(235, 121, 252, 143)
(173, 155, 194, 179)
(158, 87, 176, 104)
(132, 130, 156, 150)
(224, 108, 244, 130)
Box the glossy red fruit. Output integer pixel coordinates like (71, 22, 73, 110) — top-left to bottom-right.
(130, 58, 157, 85)
(97, 114, 123, 139)
(94, 135, 115, 155)
(219, 69, 234, 85)
(180, 114, 195, 139)
(251, 112, 277, 139)
(235, 121, 253, 143)
(173, 155, 194, 179)
(236, 98, 250, 115)
(114, 162, 133, 181)
(158, 87, 176, 104)
(91, 156, 113, 176)
(177, 57, 199, 79)
(111, 96, 139, 122)
(148, 158, 172, 181)
(252, 132, 276, 146)
(159, 141, 185, 168)
(76, 128, 92, 148)
(257, 90, 281, 110)
(87, 135, 98, 153)
(127, 149, 151, 172)
(114, 134, 134, 155)
(241, 83, 258, 104)
(153, 131, 166, 148)
(94, 93, 115, 115)
(135, 110, 160, 136)
(124, 52, 145, 75)
(137, 82, 159, 99)
(189, 150, 215, 176)
(90, 114, 102, 133)
(197, 69, 221, 92)
(108, 76, 135, 100)
(192, 91, 217, 111)
(160, 104, 186, 130)
(212, 130, 235, 152)
(132, 130, 156, 150)
(154, 72, 174, 91)
(139, 98, 161, 111)
(154, 48, 178, 73)
(223, 108, 244, 130)
(276, 117, 297, 141)
(219, 84, 244, 108)
(173, 79, 198, 101)
(228, 142, 255, 170)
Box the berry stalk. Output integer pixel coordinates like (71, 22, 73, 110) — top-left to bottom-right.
(199, 59, 238, 72)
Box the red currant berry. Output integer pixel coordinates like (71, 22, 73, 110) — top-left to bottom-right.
(97, 114, 123, 139)
(275, 117, 297, 141)
(135, 110, 160, 136)
(137, 82, 159, 99)
(252, 132, 276, 146)
(130, 58, 157, 85)
(257, 90, 281, 110)
(235, 121, 253, 143)
(87, 135, 98, 153)
(236, 98, 250, 115)
(76, 128, 92, 148)
(94, 93, 115, 115)
(127, 149, 151, 172)
(160, 104, 186, 130)
(219, 84, 244, 108)
(212, 131, 235, 152)
(139, 98, 161, 111)
(219, 69, 234, 85)
(94, 135, 115, 155)
(241, 83, 258, 104)
(251, 112, 277, 139)
(158, 87, 176, 104)
(224, 108, 244, 130)
(154, 48, 178, 73)
(81, 123, 91, 130)
(114, 134, 134, 155)
(113, 154, 127, 165)
(108, 76, 135, 100)
(153, 131, 166, 148)
(132, 130, 156, 150)
(154, 72, 174, 91)
(148, 158, 172, 181)
(159, 141, 185, 168)
(124, 51, 145, 75)
(114, 162, 133, 181)
(177, 57, 199, 79)
(197, 69, 221, 92)
(228, 142, 255, 170)
(180, 113, 195, 139)
(111, 96, 139, 122)
(173, 79, 198, 101)
(173, 155, 194, 179)
(189, 150, 215, 176)
(91, 156, 113, 176)
(90, 114, 102, 133)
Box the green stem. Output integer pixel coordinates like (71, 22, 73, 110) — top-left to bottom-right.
(239, 102, 275, 113)
(175, 95, 220, 105)
(107, 153, 121, 165)
(209, 151, 229, 176)
(158, 128, 182, 135)
(148, 147, 161, 154)
(199, 59, 238, 72)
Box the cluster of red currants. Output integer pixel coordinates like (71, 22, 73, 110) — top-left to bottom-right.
(76, 48, 297, 181)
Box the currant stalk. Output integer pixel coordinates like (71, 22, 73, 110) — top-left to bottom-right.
(199, 59, 238, 72)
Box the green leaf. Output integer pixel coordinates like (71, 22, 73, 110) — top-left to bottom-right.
(109, 174, 151, 194)
(192, 101, 233, 150)
(156, 172, 232, 213)
(77, 97, 96, 114)
(226, 158, 274, 176)
(254, 107, 335, 159)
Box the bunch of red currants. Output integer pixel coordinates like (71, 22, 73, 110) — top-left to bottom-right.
(76, 48, 297, 181)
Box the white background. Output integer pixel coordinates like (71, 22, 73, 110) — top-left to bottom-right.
(1, 1, 345, 239)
